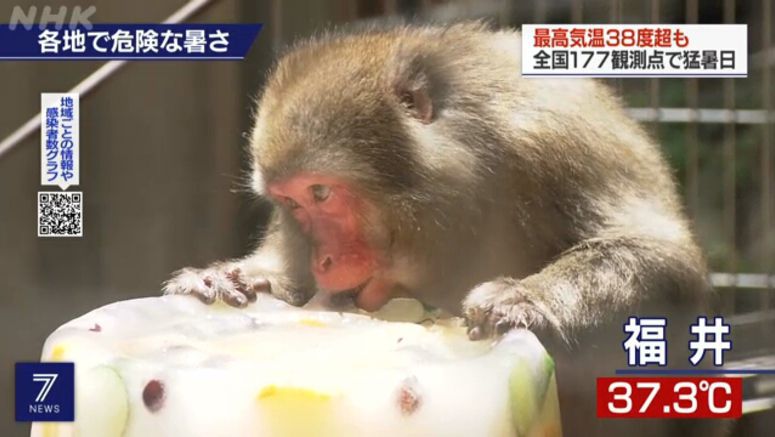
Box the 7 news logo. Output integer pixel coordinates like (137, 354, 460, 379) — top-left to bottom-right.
(15, 362, 74, 422)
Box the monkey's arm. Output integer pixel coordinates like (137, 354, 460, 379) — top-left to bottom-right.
(463, 234, 708, 343)
(163, 211, 315, 307)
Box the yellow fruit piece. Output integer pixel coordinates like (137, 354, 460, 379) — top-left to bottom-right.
(42, 423, 57, 437)
(256, 386, 340, 436)
(257, 385, 331, 401)
(50, 345, 66, 361)
(298, 319, 326, 328)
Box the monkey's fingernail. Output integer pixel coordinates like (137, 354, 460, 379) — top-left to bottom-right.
(467, 326, 484, 341)
(224, 292, 247, 308)
(227, 268, 244, 284)
(241, 287, 257, 302)
(195, 292, 215, 305)
(495, 320, 512, 336)
(252, 278, 271, 293)
(203, 277, 213, 288)
(227, 271, 249, 290)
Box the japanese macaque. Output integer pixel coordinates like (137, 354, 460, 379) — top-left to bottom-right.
(164, 22, 715, 435)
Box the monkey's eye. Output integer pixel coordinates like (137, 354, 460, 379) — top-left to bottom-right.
(284, 197, 301, 210)
(400, 92, 415, 110)
(310, 184, 331, 203)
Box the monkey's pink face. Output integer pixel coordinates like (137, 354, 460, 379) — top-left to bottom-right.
(267, 173, 395, 311)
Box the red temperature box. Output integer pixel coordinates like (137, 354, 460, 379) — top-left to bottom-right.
(597, 377, 742, 418)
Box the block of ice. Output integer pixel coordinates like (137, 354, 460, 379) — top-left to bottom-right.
(32, 294, 561, 437)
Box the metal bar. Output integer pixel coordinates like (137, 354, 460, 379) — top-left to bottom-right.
(0, 0, 219, 160)
(497, 0, 511, 27)
(534, 0, 547, 22)
(626, 107, 775, 124)
(571, 0, 583, 23)
(419, 0, 432, 20)
(338, 0, 357, 21)
(610, 0, 623, 92)
(723, 0, 738, 303)
(761, 0, 773, 315)
(609, 0, 620, 23)
(743, 398, 775, 415)
(685, 0, 699, 220)
(270, 0, 282, 50)
(650, 0, 660, 133)
(383, 0, 398, 16)
(725, 309, 775, 327)
(464, 0, 474, 17)
(711, 273, 775, 289)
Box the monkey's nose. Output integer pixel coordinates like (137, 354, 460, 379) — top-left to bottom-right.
(318, 255, 333, 273)
(311, 244, 376, 292)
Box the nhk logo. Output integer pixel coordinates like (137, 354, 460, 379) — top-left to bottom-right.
(15, 362, 74, 422)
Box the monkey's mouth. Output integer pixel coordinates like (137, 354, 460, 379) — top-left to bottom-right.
(327, 276, 393, 312)
(320, 278, 372, 308)
(345, 278, 372, 299)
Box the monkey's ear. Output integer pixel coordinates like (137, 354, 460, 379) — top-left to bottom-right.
(397, 83, 433, 124)
(391, 55, 434, 124)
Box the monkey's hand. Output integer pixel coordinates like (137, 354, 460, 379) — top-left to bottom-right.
(162, 263, 273, 308)
(462, 277, 558, 341)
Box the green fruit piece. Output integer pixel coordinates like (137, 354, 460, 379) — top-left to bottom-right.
(371, 298, 427, 323)
(75, 365, 129, 437)
(508, 355, 554, 437)
(528, 374, 563, 437)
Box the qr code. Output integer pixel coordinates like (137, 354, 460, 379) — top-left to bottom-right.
(38, 191, 83, 237)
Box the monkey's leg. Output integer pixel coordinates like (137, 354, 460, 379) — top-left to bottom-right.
(463, 235, 707, 342)
(163, 213, 315, 307)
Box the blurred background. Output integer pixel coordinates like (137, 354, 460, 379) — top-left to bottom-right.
(0, 0, 773, 435)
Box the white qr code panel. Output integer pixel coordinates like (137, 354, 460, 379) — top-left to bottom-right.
(38, 191, 83, 237)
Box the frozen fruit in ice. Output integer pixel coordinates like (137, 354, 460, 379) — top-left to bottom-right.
(397, 376, 422, 415)
(372, 298, 426, 323)
(142, 379, 166, 413)
(257, 386, 340, 436)
(509, 356, 554, 436)
(76, 366, 128, 437)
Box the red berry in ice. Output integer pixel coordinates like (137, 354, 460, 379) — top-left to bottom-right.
(143, 379, 165, 412)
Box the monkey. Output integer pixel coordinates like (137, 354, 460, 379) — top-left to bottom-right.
(163, 22, 719, 435)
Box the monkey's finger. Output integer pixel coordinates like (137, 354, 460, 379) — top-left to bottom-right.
(465, 317, 490, 340)
(463, 305, 494, 340)
(193, 290, 216, 305)
(199, 272, 245, 307)
(240, 287, 257, 303)
(239, 278, 274, 303)
(467, 326, 486, 341)
(252, 278, 271, 293)
(226, 269, 257, 303)
(494, 318, 514, 336)
(191, 277, 217, 305)
(226, 268, 245, 287)
(161, 269, 216, 304)
(220, 288, 248, 308)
